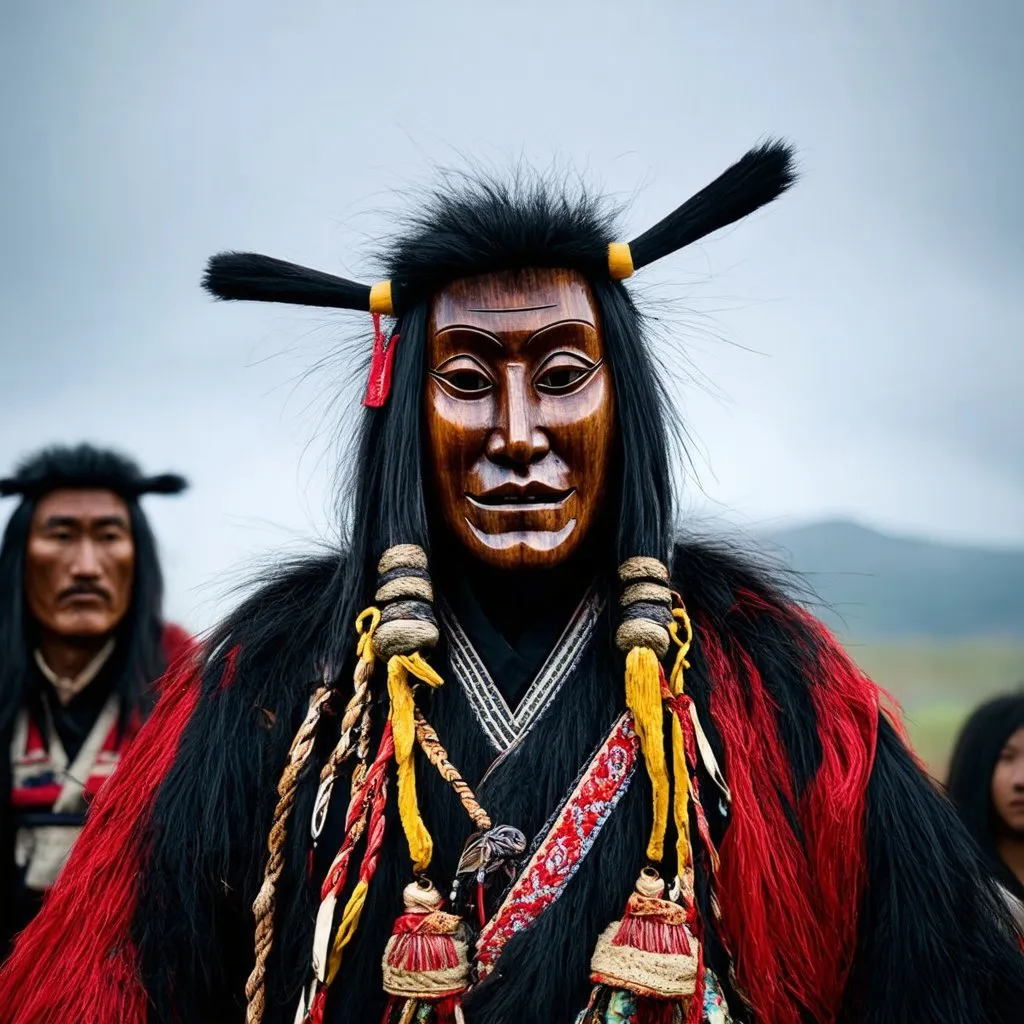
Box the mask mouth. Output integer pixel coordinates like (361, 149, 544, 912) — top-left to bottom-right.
(467, 484, 574, 509)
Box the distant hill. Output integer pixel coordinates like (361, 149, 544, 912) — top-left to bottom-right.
(756, 519, 1024, 640)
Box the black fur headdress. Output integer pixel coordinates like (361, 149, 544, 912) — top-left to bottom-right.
(202, 140, 796, 317)
(0, 444, 188, 502)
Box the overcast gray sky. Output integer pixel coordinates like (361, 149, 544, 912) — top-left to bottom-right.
(2, 0, 1021, 630)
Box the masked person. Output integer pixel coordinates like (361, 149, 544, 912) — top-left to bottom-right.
(947, 693, 1024, 929)
(3, 143, 1023, 1024)
(0, 445, 192, 951)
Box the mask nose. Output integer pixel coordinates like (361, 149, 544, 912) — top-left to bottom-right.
(485, 364, 550, 467)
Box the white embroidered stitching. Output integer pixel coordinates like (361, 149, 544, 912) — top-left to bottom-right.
(440, 586, 604, 754)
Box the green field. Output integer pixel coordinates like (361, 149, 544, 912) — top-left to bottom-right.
(842, 640, 1024, 778)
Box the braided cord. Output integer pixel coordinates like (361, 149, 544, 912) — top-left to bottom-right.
(245, 683, 333, 1024)
(310, 609, 380, 841)
(326, 723, 395, 983)
(414, 709, 492, 832)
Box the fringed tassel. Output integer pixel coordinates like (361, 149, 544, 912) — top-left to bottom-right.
(594, 560, 711, 1023)
(380, 881, 470, 1024)
(584, 870, 699, 1023)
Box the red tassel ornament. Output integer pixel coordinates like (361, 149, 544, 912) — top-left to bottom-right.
(381, 880, 470, 1024)
(587, 868, 700, 1023)
(363, 313, 400, 408)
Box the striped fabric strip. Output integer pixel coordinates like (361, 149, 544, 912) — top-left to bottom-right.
(440, 585, 604, 753)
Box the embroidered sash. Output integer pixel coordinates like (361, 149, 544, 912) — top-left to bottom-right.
(475, 713, 640, 978)
(440, 585, 604, 755)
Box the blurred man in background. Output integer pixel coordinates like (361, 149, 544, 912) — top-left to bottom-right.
(947, 692, 1024, 925)
(0, 444, 192, 951)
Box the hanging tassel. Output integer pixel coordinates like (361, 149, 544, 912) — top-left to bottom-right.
(599, 564, 712, 1024)
(585, 869, 699, 1023)
(380, 881, 470, 1024)
(371, 545, 444, 875)
(616, 557, 675, 864)
(625, 645, 671, 863)
(363, 312, 401, 408)
(387, 652, 443, 873)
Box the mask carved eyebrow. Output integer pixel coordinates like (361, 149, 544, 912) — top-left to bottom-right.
(434, 325, 503, 349)
(525, 318, 598, 347)
(434, 318, 598, 355)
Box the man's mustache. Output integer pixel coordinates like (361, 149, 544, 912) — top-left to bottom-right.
(58, 582, 111, 603)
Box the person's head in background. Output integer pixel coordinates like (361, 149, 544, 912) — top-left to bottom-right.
(947, 692, 1024, 902)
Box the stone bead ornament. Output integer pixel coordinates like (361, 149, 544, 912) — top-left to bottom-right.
(614, 556, 673, 659)
(372, 545, 440, 660)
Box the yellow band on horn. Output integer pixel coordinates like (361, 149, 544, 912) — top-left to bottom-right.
(607, 242, 634, 280)
(369, 280, 394, 315)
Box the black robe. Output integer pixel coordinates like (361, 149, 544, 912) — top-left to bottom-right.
(1, 541, 1022, 1024)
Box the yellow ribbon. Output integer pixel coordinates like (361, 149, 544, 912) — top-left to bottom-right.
(625, 645, 670, 863)
(668, 605, 694, 877)
(327, 879, 368, 983)
(355, 606, 381, 665)
(387, 652, 444, 873)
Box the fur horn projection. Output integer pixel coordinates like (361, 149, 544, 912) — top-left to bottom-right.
(624, 139, 797, 273)
(0, 445, 188, 501)
(201, 253, 385, 313)
(200, 139, 796, 316)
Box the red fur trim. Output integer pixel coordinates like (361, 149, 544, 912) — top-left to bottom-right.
(0, 645, 209, 1023)
(702, 596, 878, 1024)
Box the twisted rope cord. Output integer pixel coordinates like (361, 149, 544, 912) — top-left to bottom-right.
(311, 668, 374, 840)
(319, 661, 372, 784)
(351, 701, 373, 795)
(310, 610, 379, 845)
(319, 723, 393, 904)
(325, 726, 394, 984)
(246, 683, 333, 1024)
(302, 725, 396, 1024)
(414, 709, 492, 832)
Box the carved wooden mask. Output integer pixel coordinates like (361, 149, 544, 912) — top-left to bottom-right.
(425, 267, 615, 571)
